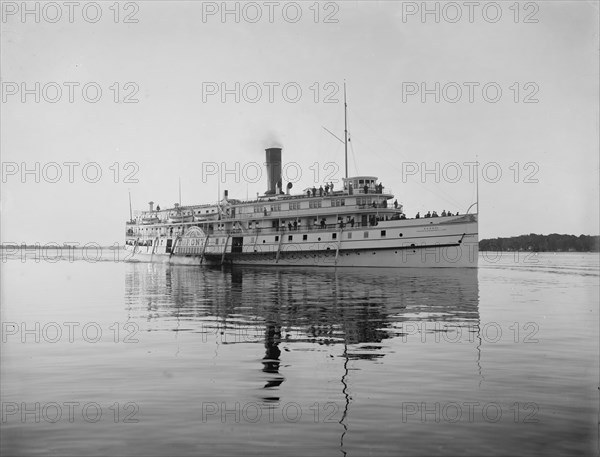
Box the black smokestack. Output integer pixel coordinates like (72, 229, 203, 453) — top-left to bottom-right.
(265, 147, 282, 195)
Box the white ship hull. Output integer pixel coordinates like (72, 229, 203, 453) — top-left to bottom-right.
(124, 214, 478, 268)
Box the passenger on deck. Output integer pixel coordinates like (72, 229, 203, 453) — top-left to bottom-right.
(320, 219, 326, 229)
(156, 205, 160, 211)
(425, 211, 431, 218)
(324, 184, 329, 194)
(350, 217, 355, 227)
(372, 201, 377, 208)
(288, 223, 292, 231)
(330, 182, 334, 192)
(307, 189, 311, 197)
(416, 212, 420, 219)
(319, 186, 324, 197)
(441, 210, 446, 216)
(432, 211, 438, 217)
(312, 187, 317, 197)
(394, 199, 398, 209)
(293, 220, 298, 230)
(363, 185, 369, 195)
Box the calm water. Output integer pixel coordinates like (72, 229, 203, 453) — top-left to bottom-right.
(1, 251, 598, 456)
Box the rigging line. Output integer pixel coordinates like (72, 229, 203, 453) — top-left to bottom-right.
(349, 136, 358, 177)
(344, 111, 462, 207)
(348, 108, 466, 208)
(346, 112, 359, 176)
(347, 132, 464, 209)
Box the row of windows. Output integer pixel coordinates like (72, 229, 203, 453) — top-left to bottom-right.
(176, 230, 401, 247)
(254, 200, 335, 212)
(267, 230, 396, 242)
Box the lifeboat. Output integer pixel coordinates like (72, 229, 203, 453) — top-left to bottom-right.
(141, 216, 160, 225)
(167, 213, 194, 224)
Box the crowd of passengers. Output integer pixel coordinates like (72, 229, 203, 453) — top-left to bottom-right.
(415, 210, 458, 218)
(306, 182, 386, 197)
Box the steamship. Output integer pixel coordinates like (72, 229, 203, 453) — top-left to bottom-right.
(124, 87, 478, 267)
(124, 145, 478, 268)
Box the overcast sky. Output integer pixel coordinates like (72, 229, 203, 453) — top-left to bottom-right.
(1, 1, 598, 245)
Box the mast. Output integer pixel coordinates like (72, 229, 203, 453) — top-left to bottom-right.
(476, 156, 479, 214)
(178, 178, 182, 206)
(128, 190, 133, 221)
(344, 82, 348, 179)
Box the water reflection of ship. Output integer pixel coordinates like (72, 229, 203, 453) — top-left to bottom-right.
(125, 264, 480, 453)
(124, 263, 480, 374)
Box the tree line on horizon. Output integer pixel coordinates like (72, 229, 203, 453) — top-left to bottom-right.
(479, 234, 599, 252)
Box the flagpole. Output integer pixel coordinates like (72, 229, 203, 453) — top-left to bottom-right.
(128, 190, 133, 221)
(344, 81, 348, 179)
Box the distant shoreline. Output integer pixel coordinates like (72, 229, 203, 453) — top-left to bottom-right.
(479, 234, 599, 253)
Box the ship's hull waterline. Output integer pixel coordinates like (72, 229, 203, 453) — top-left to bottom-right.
(123, 215, 478, 268)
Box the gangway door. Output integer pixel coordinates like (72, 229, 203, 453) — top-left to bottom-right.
(232, 237, 243, 253)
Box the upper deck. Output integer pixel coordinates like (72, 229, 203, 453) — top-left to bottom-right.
(129, 175, 396, 227)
